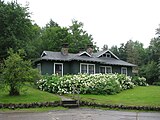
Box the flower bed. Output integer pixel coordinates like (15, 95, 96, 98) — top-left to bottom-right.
(37, 73, 147, 95)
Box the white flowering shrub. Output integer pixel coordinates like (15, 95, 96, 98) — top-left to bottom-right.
(37, 73, 140, 95)
(131, 76, 148, 86)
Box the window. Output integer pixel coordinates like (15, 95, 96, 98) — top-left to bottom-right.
(54, 63, 63, 76)
(106, 66, 112, 73)
(100, 67, 105, 74)
(106, 53, 111, 58)
(99, 66, 112, 74)
(37, 63, 41, 74)
(80, 63, 95, 74)
(121, 67, 127, 75)
(81, 64, 87, 73)
(88, 65, 94, 74)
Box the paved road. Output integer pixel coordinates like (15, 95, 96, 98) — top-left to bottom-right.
(0, 108, 160, 120)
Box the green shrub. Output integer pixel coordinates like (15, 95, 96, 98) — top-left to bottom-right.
(132, 76, 148, 86)
(152, 82, 160, 86)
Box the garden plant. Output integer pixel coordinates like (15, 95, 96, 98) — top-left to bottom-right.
(37, 73, 148, 95)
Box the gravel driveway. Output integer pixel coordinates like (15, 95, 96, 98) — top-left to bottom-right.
(0, 108, 160, 120)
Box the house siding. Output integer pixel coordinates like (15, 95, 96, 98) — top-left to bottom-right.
(41, 61, 53, 75)
(38, 60, 133, 76)
(70, 61, 80, 74)
(63, 62, 71, 75)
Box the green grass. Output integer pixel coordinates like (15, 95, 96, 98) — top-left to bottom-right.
(0, 86, 60, 104)
(79, 86, 160, 107)
(0, 106, 67, 112)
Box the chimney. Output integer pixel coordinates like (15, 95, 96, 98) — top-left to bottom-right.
(61, 43, 69, 55)
(86, 44, 93, 55)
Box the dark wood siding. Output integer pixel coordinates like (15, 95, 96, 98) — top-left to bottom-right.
(38, 60, 133, 76)
(71, 61, 80, 74)
(41, 61, 53, 75)
(63, 62, 71, 75)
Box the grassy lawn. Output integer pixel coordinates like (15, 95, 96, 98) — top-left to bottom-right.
(0, 85, 60, 104)
(79, 86, 160, 107)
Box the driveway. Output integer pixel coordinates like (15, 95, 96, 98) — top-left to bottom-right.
(0, 108, 160, 120)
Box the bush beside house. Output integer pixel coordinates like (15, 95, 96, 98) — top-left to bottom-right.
(37, 74, 148, 95)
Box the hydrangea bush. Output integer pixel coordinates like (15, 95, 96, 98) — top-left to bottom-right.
(37, 74, 147, 95)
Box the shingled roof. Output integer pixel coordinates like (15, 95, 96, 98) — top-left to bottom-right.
(35, 50, 136, 67)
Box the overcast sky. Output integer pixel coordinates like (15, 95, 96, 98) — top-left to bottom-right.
(6, 0, 160, 49)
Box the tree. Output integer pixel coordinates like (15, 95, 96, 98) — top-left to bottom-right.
(109, 45, 119, 57)
(40, 25, 70, 52)
(125, 40, 146, 66)
(118, 43, 127, 61)
(39, 19, 97, 54)
(147, 38, 160, 63)
(1, 49, 40, 96)
(0, 0, 35, 61)
(102, 44, 108, 51)
(158, 58, 160, 81)
(139, 61, 159, 84)
(68, 19, 97, 53)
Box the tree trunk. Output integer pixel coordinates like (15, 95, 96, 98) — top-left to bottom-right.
(9, 85, 20, 96)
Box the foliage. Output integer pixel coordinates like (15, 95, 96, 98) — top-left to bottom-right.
(152, 82, 160, 86)
(139, 61, 159, 84)
(0, 0, 35, 61)
(0, 49, 40, 96)
(37, 74, 147, 95)
(131, 76, 148, 86)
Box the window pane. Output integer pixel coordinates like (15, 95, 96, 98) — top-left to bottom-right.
(81, 64, 87, 73)
(89, 65, 94, 74)
(100, 67, 105, 74)
(106, 67, 112, 73)
(55, 64, 62, 76)
(121, 67, 127, 75)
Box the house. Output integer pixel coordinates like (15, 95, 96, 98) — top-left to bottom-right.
(34, 44, 136, 76)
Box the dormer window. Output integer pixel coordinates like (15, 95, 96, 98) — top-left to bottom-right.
(106, 53, 111, 58)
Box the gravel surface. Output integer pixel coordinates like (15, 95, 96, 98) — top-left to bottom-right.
(0, 108, 160, 120)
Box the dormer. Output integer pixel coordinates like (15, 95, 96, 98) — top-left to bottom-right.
(97, 50, 119, 59)
(41, 51, 47, 57)
(78, 51, 91, 57)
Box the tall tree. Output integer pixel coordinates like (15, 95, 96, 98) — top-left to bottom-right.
(147, 38, 160, 63)
(0, 0, 34, 61)
(109, 45, 119, 57)
(118, 43, 127, 61)
(40, 25, 70, 52)
(125, 40, 146, 66)
(39, 19, 97, 54)
(68, 19, 97, 53)
(102, 44, 108, 51)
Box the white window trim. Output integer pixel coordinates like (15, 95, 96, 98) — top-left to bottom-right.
(121, 67, 127, 75)
(99, 66, 112, 74)
(80, 63, 95, 74)
(54, 63, 63, 76)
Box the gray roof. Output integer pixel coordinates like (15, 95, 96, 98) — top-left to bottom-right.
(35, 50, 136, 67)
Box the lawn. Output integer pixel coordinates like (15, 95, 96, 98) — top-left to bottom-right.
(79, 86, 160, 107)
(0, 85, 60, 104)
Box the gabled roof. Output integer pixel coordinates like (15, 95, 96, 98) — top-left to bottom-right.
(95, 50, 119, 60)
(35, 50, 136, 67)
(78, 51, 92, 57)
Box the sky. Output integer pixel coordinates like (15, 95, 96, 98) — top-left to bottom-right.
(6, 0, 160, 49)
